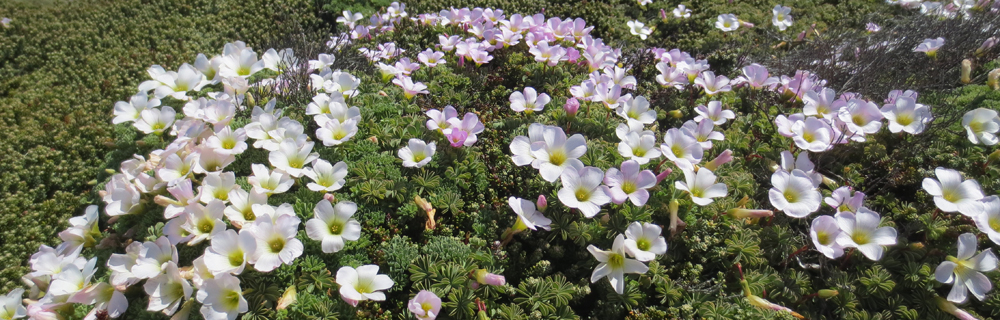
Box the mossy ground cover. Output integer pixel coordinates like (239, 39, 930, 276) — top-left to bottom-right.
(3, 0, 1000, 319)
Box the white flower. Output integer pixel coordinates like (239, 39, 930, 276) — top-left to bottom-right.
(508, 196, 552, 231)
(203, 229, 256, 276)
(974, 196, 1000, 245)
(150, 64, 210, 100)
(935, 233, 997, 303)
(660, 128, 704, 165)
(588, 234, 648, 294)
(509, 87, 551, 113)
(426, 106, 458, 134)
(114, 92, 161, 124)
(261, 48, 298, 72)
(143, 261, 192, 316)
(913, 37, 945, 56)
(810, 216, 845, 259)
(103, 174, 141, 216)
(617, 127, 661, 164)
(445, 113, 485, 147)
(771, 5, 793, 31)
(134, 107, 176, 134)
(304, 159, 349, 192)
(838, 98, 883, 139)
(673, 5, 692, 18)
(245, 214, 303, 272)
(223, 189, 268, 228)
(269, 138, 319, 178)
(715, 14, 739, 32)
(881, 96, 931, 134)
(922, 167, 985, 217)
(510, 123, 547, 167)
(47, 257, 97, 298)
(627, 20, 652, 40)
(531, 125, 588, 182)
(1, 288, 27, 320)
(204, 127, 248, 155)
(196, 274, 249, 320)
(768, 169, 821, 218)
(399, 138, 436, 168)
(835, 208, 897, 261)
(681, 119, 724, 150)
(694, 101, 735, 125)
(623, 222, 667, 262)
(199, 171, 238, 203)
(107, 242, 142, 288)
(181, 200, 226, 245)
(68, 281, 129, 319)
(558, 166, 612, 218)
(248, 164, 293, 195)
(194, 146, 237, 174)
(305, 200, 362, 253)
(605, 160, 657, 206)
(675, 166, 728, 206)
(132, 237, 178, 280)
(316, 118, 359, 146)
(694, 71, 731, 95)
(791, 117, 834, 152)
(802, 88, 838, 119)
(616, 96, 656, 128)
(336, 265, 394, 306)
(825, 186, 865, 213)
(219, 46, 265, 79)
(777, 150, 822, 187)
(962, 108, 1000, 145)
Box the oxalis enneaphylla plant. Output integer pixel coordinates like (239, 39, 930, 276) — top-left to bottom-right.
(5, 1, 1000, 319)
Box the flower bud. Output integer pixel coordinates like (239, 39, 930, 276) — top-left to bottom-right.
(961, 59, 972, 84)
(989, 68, 1000, 90)
(909, 242, 926, 250)
(536, 195, 547, 211)
(936, 297, 978, 320)
(668, 110, 683, 119)
(474, 269, 506, 286)
(323, 193, 336, 202)
(818, 289, 839, 299)
(660, 9, 668, 22)
(728, 208, 774, 219)
(703, 149, 733, 170)
(988, 149, 1000, 163)
(977, 37, 997, 56)
(564, 98, 580, 117)
(277, 285, 297, 310)
(739, 20, 754, 28)
(655, 168, 673, 184)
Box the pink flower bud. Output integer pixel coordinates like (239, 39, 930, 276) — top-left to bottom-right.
(978, 37, 997, 55)
(703, 149, 733, 170)
(740, 20, 754, 28)
(536, 195, 547, 211)
(655, 168, 673, 184)
(660, 9, 668, 22)
(474, 269, 506, 286)
(323, 193, 336, 202)
(564, 98, 580, 117)
(341, 294, 360, 307)
(447, 129, 469, 147)
(727, 208, 774, 219)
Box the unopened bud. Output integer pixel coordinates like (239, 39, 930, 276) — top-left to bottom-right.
(656, 168, 673, 184)
(818, 289, 839, 299)
(536, 195, 547, 211)
(988, 149, 1000, 163)
(739, 20, 754, 28)
(659, 9, 668, 22)
(728, 208, 774, 219)
(105, 168, 117, 174)
(703, 149, 733, 171)
(564, 98, 580, 117)
(368, 136, 379, 144)
(474, 269, 506, 286)
(277, 285, 297, 310)
(977, 37, 997, 56)
(937, 297, 978, 320)
(415, 195, 433, 212)
(988, 68, 1000, 90)
(668, 110, 683, 119)
(909, 242, 926, 250)
(961, 59, 972, 84)
(153, 195, 181, 207)
(323, 193, 336, 202)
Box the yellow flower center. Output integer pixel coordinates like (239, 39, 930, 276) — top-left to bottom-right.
(222, 289, 242, 310)
(989, 217, 1000, 232)
(816, 230, 832, 245)
(671, 145, 684, 157)
(575, 188, 591, 202)
(198, 218, 214, 233)
(228, 250, 244, 266)
(632, 147, 646, 157)
(329, 221, 343, 235)
(852, 114, 866, 126)
(636, 239, 651, 251)
(222, 139, 236, 150)
(268, 237, 286, 253)
(607, 253, 625, 269)
(621, 181, 637, 195)
(783, 189, 798, 203)
(549, 150, 566, 166)
(413, 151, 426, 163)
(851, 231, 870, 245)
(896, 113, 914, 126)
